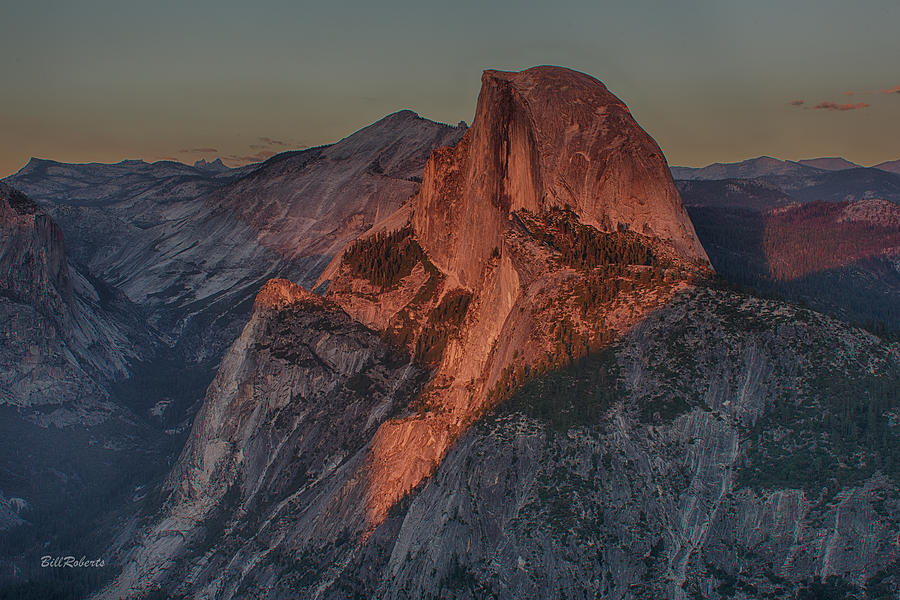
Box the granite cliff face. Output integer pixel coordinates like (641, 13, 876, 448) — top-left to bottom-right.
(0, 115, 464, 595)
(412, 67, 708, 288)
(325, 66, 710, 530)
(99, 285, 900, 600)
(217, 110, 466, 261)
(99, 280, 427, 599)
(0, 182, 150, 408)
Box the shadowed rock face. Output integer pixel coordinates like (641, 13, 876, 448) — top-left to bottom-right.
(216, 111, 467, 262)
(99, 280, 426, 600)
(413, 66, 709, 288)
(0, 183, 151, 408)
(0, 182, 71, 309)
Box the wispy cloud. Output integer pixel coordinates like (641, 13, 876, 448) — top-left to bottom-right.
(178, 147, 218, 154)
(789, 99, 805, 106)
(175, 135, 308, 167)
(845, 84, 900, 96)
(251, 136, 307, 151)
(813, 101, 870, 111)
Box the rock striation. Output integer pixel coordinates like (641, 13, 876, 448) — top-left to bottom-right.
(99, 280, 426, 599)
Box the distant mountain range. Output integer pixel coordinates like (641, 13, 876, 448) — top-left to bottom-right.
(673, 157, 900, 330)
(672, 154, 900, 178)
(875, 158, 900, 174)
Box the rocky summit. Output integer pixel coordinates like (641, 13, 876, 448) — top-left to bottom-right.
(411, 66, 709, 288)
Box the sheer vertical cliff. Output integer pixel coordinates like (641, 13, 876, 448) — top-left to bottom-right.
(0, 182, 150, 408)
(412, 67, 708, 289)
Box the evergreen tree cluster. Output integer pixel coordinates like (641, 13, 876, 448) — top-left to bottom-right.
(343, 226, 425, 290)
(534, 208, 658, 270)
(575, 265, 666, 313)
(739, 363, 900, 495)
(415, 290, 473, 365)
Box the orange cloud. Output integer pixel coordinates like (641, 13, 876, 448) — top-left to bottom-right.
(813, 101, 869, 111)
(844, 85, 900, 95)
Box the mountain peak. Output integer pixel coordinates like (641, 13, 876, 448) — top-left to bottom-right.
(797, 157, 860, 171)
(193, 157, 228, 171)
(386, 109, 421, 121)
(325, 66, 711, 531)
(412, 65, 709, 286)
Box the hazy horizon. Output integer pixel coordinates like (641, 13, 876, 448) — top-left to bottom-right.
(2, 0, 898, 177)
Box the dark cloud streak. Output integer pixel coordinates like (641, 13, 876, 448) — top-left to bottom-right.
(813, 101, 869, 111)
(178, 147, 218, 153)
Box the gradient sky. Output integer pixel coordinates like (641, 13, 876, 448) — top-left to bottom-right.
(2, 0, 899, 177)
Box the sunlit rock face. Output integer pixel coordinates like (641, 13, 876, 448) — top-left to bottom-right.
(325, 66, 710, 531)
(412, 66, 709, 288)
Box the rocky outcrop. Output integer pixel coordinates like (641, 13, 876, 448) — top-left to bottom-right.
(98, 280, 426, 599)
(0, 182, 151, 408)
(345, 289, 900, 600)
(218, 110, 466, 261)
(325, 66, 710, 530)
(4, 113, 466, 362)
(1, 115, 464, 594)
(412, 67, 708, 287)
